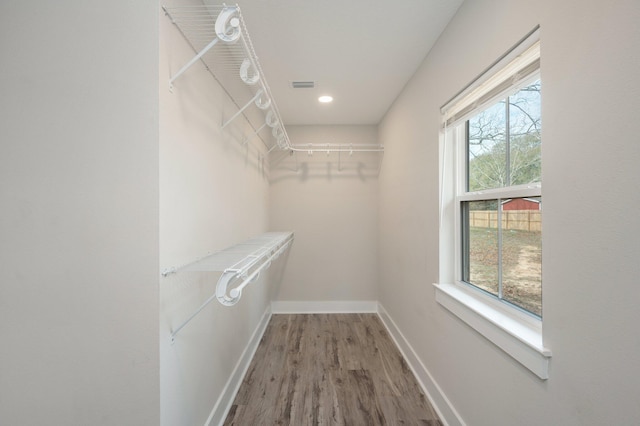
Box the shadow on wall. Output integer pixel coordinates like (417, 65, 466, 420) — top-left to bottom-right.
(217, 121, 270, 180)
(267, 246, 292, 301)
(269, 149, 382, 183)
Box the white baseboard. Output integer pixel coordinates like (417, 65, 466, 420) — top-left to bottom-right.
(205, 305, 273, 426)
(271, 300, 378, 313)
(377, 304, 465, 426)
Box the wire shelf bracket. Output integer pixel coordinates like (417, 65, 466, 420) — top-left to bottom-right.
(163, 232, 294, 344)
(163, 4, 292, 152)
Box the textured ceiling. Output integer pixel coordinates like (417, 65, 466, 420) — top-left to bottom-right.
(228, 0, 463, 125)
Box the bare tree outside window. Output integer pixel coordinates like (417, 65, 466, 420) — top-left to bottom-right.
(468, 81, 541, 191)
(463, 81, 542, 317)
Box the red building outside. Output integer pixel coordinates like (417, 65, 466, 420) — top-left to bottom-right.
(502, 198, 540, 211)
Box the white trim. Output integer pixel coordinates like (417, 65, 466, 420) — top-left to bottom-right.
(205, 306, 273, 426)
(271, 300, 378, 313)
(377, 304, 466, 426)
(441, 29, 540, 127)
(441, 26, 540, 112)
(439, 40, 546, 376)
(458, 183, 541, 202)
(434, 283, 551, 379)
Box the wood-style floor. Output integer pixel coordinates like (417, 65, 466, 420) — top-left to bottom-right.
(224, 313, 442, 425)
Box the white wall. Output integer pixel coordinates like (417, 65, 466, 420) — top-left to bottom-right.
(269, 126, 379, 305)
(159, 3, 274, 424)
(0, 1, 160, 425)
(4, 1, 639, 424)
(378, 0, 640, 424)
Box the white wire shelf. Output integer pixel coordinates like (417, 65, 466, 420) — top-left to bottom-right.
(163, 4, 385, 155)
(287, 143, 384, 154)
(163, 3, 291, 151)
(163, 232, 294, 343)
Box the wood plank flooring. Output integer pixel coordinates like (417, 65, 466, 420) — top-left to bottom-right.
(224, 314, 442, 425)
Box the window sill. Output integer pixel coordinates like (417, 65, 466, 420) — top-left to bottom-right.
(434, 282, 551, 379)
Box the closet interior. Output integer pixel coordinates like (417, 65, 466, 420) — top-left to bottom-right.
(160, 4, 384, 424)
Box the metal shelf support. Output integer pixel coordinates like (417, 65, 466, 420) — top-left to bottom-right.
(163, 232, 294, 344)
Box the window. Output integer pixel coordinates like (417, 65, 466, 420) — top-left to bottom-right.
(435, 30, 551, 379)
(462, 80, 542, 317)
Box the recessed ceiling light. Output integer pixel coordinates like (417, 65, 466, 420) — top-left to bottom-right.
(318, 95, 333, 103)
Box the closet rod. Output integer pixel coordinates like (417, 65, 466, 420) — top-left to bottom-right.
(167, 246, 287, 344)
(215, 235, 293, 306)
(167, 232, 294, 344)
(289, 144, 385, 153)
(164, 4, 293, 152)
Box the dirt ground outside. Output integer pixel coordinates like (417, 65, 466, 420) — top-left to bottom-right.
(468, 227, 542, 317)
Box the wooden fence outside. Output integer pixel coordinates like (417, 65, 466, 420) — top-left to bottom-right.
(469, 210, 541, 232)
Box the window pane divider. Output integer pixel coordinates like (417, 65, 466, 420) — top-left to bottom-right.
(458, 184, 541, 202)
(497, 205, 504, 299)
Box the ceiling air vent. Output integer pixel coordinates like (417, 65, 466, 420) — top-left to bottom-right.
(291, 81, 315, 89)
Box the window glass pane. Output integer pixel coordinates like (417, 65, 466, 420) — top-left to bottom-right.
(467, 102, 507, 191)
(501, 197, 542, 316)
(467, 80, 541, 192)
(509, 80, 541, 186)
(463, 200, 499, 296)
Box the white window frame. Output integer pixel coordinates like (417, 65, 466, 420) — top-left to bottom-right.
(434, 28, 551, 379)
